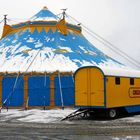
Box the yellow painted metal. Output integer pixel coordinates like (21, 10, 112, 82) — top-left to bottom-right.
(50, 75, 55, 107)
(106, 77, 140, 108)
(0, 76, 3, 107)
(23, 76, 28, 108)
(75, 67, 104, 107)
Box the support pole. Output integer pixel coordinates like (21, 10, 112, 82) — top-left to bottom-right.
(71, 73, 74, 84)
(24, 76, 28, 109)
(25, 97, 29, 110)
(43, 96, 46, 110)
(50, 74, 55, 108)
(0, 76, 3, 108)
(61, 9, 67, 19)
(4, 15, 7, 25)
(58, 72, 64, 109)
(13, 73, 19, 91)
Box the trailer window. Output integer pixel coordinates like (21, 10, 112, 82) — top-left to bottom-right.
(115, 77, 120, 85)
(130, 78, 134, 85)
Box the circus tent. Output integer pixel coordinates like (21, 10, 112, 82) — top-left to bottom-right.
(0, 6, 123, 109)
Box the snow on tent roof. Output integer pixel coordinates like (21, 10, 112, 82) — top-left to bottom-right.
(0, 7, 129, 73)
(30, 6, 59, 21)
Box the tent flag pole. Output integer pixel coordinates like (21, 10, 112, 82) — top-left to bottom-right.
(58, 72, 64, 109)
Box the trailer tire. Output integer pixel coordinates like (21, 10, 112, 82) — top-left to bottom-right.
(107, 109, 118, 119)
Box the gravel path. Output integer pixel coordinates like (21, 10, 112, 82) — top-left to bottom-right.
(0, 121, 140, 139)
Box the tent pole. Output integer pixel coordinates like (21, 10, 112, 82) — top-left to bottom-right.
(71, 73, 74, 84)
(43, 96, 46, 110)
(13, 73, 19, 90)
(25, 97, 29, 110)
(58, 72, 64, 109)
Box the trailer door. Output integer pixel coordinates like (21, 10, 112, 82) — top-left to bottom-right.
(75, 67, 104, 107)
(90, 68, 104, 106)
(75, 68, 88, 106)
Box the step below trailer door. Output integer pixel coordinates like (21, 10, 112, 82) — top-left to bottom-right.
(75, 67, 104, 107)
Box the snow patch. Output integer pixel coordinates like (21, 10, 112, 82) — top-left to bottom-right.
(51, 38, 55, 42)
(12, 40, 17, 44)
(35, 41, 43, 48)
(26, 37, 35, 43)
(46, 37, 51, 42)
(60, 38, 66, 41)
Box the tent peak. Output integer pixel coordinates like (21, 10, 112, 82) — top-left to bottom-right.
(30, 6, 58, 21)
(43, 6, 48, 9)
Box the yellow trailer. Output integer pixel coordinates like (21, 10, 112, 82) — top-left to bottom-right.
(74, 66, 140, 118)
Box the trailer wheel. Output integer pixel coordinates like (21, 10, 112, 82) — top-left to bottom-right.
(107, 109, 118, 119)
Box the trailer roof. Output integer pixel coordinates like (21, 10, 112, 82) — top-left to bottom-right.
(99, 66, 140, 78)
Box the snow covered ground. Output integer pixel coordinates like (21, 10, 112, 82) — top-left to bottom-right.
(0, 108, 76, 123)
(1, 108, 140, 124)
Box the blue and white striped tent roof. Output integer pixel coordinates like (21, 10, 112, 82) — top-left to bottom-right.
(0, 7, 124, 72)
(30, 6, 59, 21)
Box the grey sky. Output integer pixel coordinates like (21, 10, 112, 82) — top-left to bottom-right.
(0, 0, 140, 68)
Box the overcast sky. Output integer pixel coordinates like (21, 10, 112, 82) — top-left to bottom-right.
(0, 0, 140, 69)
